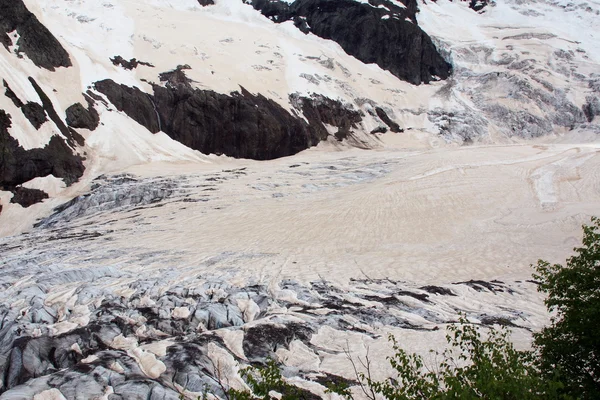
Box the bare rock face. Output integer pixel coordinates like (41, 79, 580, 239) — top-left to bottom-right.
(93, 79, 161, 133)
(94, 68, 364, 160)
(28, 77, 85, 147)
(291, 93, 363, 141)
(3, 79, 47, 130)
(9, 186, 48, 207)
(65, 95, 100, 131)
(0, 110, 84, 190)
(110, 55, 155, 70)
(248, 0, 451, 85)
(375, 107, 402, 133)
(0, 0, 72, 71)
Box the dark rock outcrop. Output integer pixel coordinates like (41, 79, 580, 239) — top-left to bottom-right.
(429, 0, 489, 12)
(375, 107, 402, 132)
(248, 0, 451, 84)
(28, 77, 84, 146)
(0, 110, 84, 190)
(94, 69, 363, 160)
(110, 55, 154, 70)
(583, 96, 600, 122)
(9, 186, 48, 207)
(94, 79, 161, 133)
(3, 79, 47, 129)
(466, 0, 489, 12)
(0, 0, 72, 70)
(291, 93, 363, 141)
(20, 101, 47, 129)
(198, 0, 215, 5)
(3, 80, 22, 107)
(150, 84, 323, 159)
(65, 94, 99, 131)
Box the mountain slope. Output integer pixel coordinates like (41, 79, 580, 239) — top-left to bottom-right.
(0, 0, 599, 398)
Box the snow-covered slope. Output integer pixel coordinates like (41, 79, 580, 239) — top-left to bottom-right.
(0, 0, 599, 398)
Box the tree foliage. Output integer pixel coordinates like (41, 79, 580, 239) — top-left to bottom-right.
(328, 317, 564, 400)
(533, 216, 600, 399)
(227, 359, 305, 400)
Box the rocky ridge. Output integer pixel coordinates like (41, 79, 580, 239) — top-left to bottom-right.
(246, 0, 451, 85)
(93, 66, 372, 160)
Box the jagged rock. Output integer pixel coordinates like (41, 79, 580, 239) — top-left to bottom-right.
(2, 80, 22, 108)
(375, 107, 402, 133)
(197, 0, 215, 5)
(93, 80, 161, 133)
(0, 110, 85, 189)
(9, 187, 48, 207)
(370, 126, 387, 134)
(65, 95, 99, 131)
(158, 64, 192, 87)
(248, 0, 451, 84)
(150, 84, 322, 160)
(94, 71, 363, 160)
(0, 0, 72, 71)
(110, 55, 154, 70)
(20, 102, 47, 130)
(28, 77, 84, 146)
(3, 79, 47, 130)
